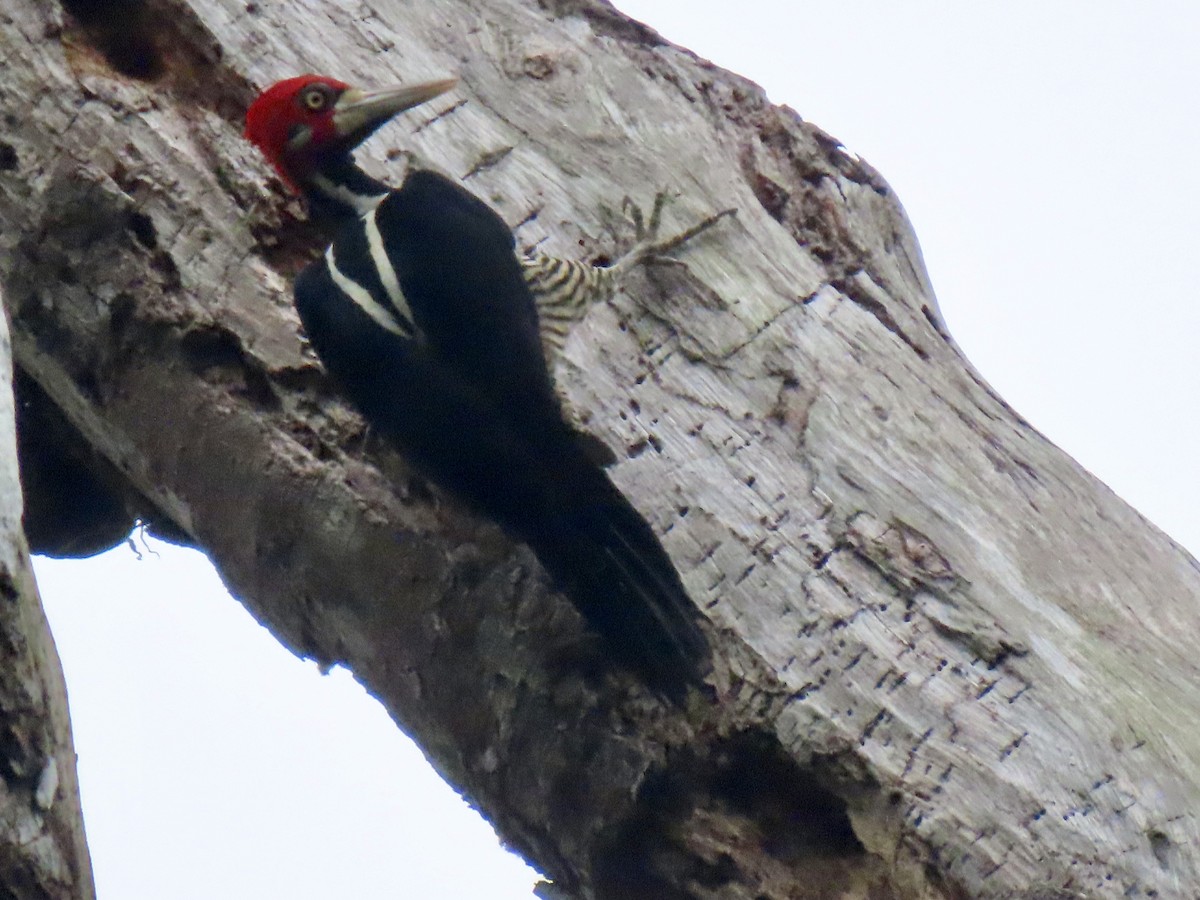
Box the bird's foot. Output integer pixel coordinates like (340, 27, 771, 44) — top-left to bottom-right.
(604, 191, 736, 277)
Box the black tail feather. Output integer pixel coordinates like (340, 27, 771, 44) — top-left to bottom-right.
(530, 486, 712, 701)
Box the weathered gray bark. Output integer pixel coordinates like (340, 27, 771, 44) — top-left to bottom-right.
(0, 284, 94, 898)
(2, 1, 1198, 897)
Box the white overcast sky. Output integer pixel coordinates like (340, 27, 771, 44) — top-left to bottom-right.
(33, 3, 1199, 898)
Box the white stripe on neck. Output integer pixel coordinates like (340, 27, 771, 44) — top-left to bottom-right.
(364, 207, 416, 328)
(324, 245, 410, 337)
(311, 173, 388, 217)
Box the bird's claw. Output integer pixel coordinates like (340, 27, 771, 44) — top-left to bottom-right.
(608, 191, 736, 276)
(620, 190, 676, 243)
(628, 190, 675, 241)
(642, 254, 690, 270)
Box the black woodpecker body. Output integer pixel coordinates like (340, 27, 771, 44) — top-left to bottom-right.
(246, 75, 712, 699)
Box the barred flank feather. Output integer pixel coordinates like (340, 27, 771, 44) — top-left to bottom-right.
(521, 254, 617, 364)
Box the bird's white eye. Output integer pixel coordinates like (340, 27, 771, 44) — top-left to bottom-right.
(302, 87, 328, 111)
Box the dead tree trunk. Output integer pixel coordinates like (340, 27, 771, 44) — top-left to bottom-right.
(0, 283, 95, 899)
(3, 1, 1198, 897)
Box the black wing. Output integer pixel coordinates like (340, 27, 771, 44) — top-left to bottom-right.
(293, 171, 712, 699)
(374, 170, 561, 433)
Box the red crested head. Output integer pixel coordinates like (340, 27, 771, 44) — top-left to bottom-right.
(245, 75, 351, 190)
(245, 74, 457, 192)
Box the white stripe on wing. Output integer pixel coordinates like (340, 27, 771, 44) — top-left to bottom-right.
(325, 245, 412, 337)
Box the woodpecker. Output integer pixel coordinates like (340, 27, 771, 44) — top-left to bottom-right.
(245, 74, 715, 699)
(245, 75, 734, 369)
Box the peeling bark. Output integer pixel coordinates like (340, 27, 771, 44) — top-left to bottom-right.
(2, 1, 1198, 897)
(0, 284, 95, 898)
